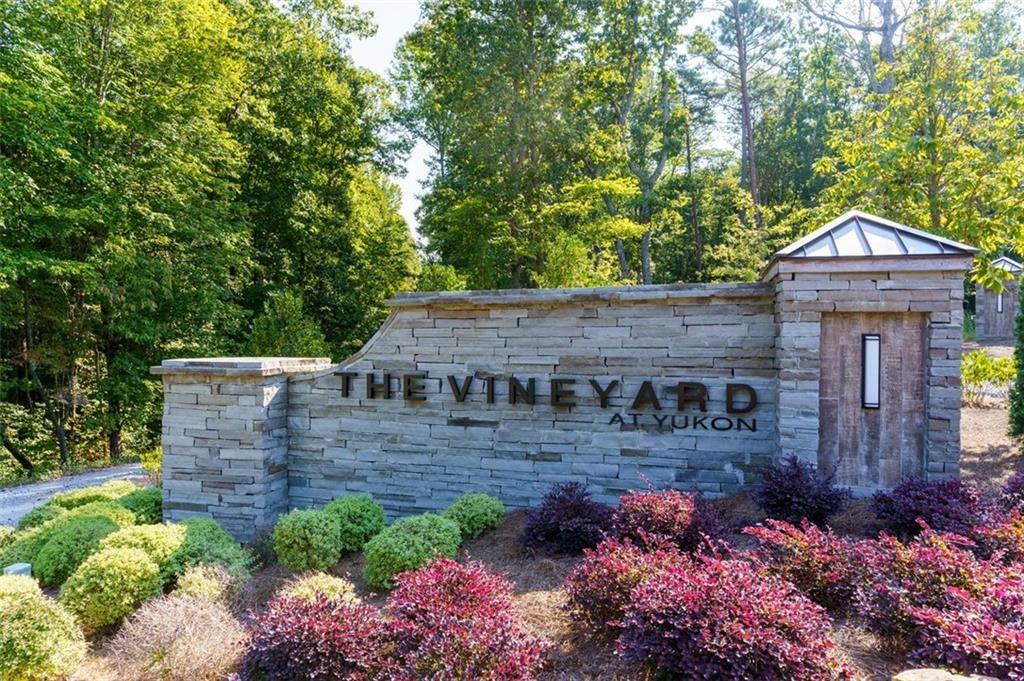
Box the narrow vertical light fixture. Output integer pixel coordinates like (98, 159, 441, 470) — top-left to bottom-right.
(998, 292, 1004, 314)
(862, 334, 881, 409)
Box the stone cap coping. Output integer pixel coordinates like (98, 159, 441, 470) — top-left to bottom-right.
(151, 357, 333, 377)
(388, 281, 773, 309)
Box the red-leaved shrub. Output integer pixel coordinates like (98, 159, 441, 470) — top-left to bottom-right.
(745, 519, 857, 611)
(521, 482, 613, 555)
(976, 509, 1024, 562)
(387, 558, 549, 680)
(617, 554, 851, 680)
(563, 537, 682, 631)
(237, 596, 393, 681)
(753, 455, 850, 525)
(850, 525, 1002, 647)
(871, 477, 986, 538)
(1001, 470, 1024, 511)
(612, 488, 719, 551)
(910, 576, 1024, 680)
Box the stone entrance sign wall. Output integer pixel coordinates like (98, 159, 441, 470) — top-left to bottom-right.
(154, 211, 977, 539)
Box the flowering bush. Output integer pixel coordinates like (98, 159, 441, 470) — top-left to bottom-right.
(387, 558, 549, 680)
(521, 482, 613, 554)
(362, 513, 461, 590)
(1001, 470, 1024, 511)
(323, 494, 387, 553)
(443, 492, 506, 539)
(612, 488, 719, 551)
(272, 508, 342, 572)
(618, 554, 850, 680)
(60, 547, 163, 633)
(563, 537, 682, 630)
(0, 575, 86, 681)
(871, 477, 986, 538)
(745, 519, 858, 611)
(753, 455, 850, 524)
(909, 576, 1024, 679)
(238, 596, 393, 681)
(850, 526, 1001, 647)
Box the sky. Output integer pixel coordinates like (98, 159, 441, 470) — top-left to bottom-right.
(349, 0, 428, 237)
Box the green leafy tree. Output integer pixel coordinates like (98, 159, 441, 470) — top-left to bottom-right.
(247, 289, 332, 358)
(1011, 279, 1024, 437)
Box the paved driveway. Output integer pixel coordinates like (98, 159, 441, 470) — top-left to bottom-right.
(0, 464, 145, 527)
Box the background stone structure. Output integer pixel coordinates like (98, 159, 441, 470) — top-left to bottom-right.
(975, 256, 1021, 342)
(154, 211, 977, 538)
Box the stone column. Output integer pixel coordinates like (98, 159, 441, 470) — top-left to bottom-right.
(151, 358, 331, 540)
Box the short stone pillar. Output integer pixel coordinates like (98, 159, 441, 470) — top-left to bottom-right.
(151, 358, 331, 539)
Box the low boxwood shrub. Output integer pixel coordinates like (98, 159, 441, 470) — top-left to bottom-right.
(99, 523, 187, 569)
(443, 492, 506, 539)
(49, 479, 138, 509)
(280, 571, 360, 604)
(162, 518, 251, 585)
(753, 455, 850, 525)
(362, 513, 461, 590)
(272, 508, 342, 572)
(0, 574, 86, 681)
(117, 486, 163, 524)
(60, 547, 164, 633)
(16, 503, 66, 530)
(34, 515, 120, 587)
(745, 519, 858, 611)
(521, 482, 613, 555)
(0, 525, 14, 549)
(323, 494, 387, 553)
(871, 477, 986, 538)
(1, 500, 138, 569)
(238, 596, 393, 681)
(618, 554, 850, 680)
(613, 488, 719, 551)
(387, 558, 549, 679)
(850, 526, 1001, 647)
(173, 563, 236, 601)
(909, 575, 1024, 679)
(107, 593, 246, 681)
(564, 537, 682, 631)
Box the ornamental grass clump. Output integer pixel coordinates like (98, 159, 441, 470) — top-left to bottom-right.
(272, 508, 342, 572)
(323, 494, 387, 553)
(0, 575, 86, 681)
(618, 553, 850, 680)
(117, 486, 163, 524)
(60, 546, 163, 633)
(612, 488, 719, 552)
(443, 492, 506, 539)
(871, 477, 986, 538)
(107, 594, 246, 681)
(521, 481, 613, 554)
(387, 558, 549, 680)
(34, 515, 120, 587)
(238, 596, 394, 681)
(753, 455, 850, 525)
(279, 571, 360, 604)
(745, 519, 859, 611)
(909, 575, 1024, 679)
(563, 537, 683, 631)
(362, 513, 461, 590)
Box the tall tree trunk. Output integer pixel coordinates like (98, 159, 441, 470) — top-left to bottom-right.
(732, 0, 763, 229)
(0, 421, 33, 472)
(685, 129, 704, 279)
(22, 283, 71, 468)
(615, 238, 630, 280)
(640, 231, 652, 285)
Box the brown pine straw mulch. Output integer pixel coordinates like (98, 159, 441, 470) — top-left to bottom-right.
(74, 407, 1023, 680)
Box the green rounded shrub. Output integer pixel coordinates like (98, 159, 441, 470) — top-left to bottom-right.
(60, 547, 162, 633)
(1, 500, 139, 570)
(362, 513, 461, 590)
(117, 486, 163, 524)
(323, 494, 387, 552)
(49, 479, 138, 509)
(443, 492, 506, 539)
(173, 563, 236, 600)
(0, 525, 14, 549)
(17, 503, 66, 530)
(279, 571, 360, 604)
(0, 575, 86, 681)
(99, 523, 186, 568)
(162, 518, 251, 584)
(272, 509, 342, 572)
(0, 526, 49, 567)
(34, 516, 120, 587)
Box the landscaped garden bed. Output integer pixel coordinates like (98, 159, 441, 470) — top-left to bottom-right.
(0, 406, 1020, 680)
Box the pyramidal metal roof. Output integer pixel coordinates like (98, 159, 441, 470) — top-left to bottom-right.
(992, 256, 1023, 274)
(776, 210, 978, 259)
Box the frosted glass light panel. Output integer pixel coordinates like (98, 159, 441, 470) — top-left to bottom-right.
(862, 334, 881, 409)
(998, 292, 1004, 314)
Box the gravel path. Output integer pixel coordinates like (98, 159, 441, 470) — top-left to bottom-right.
(0, 464, 146, 527)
